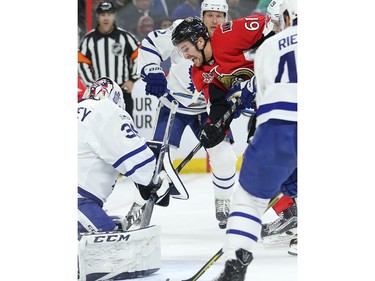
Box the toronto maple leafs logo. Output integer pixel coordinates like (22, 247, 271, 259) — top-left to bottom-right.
(188, 66, 195, 92)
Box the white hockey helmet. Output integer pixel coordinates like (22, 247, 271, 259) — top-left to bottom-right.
(83, 77, 125, 111)
(263, 0, 284, 35)
(280, 0, 297, 29)
(201, 0, 229, 21)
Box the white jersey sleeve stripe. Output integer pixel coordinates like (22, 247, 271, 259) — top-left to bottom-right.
(140, 45, 163, 61)
(113, 144, 153, 168)
(123, 155, 155, 177)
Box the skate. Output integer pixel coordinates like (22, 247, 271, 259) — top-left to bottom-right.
(261, 202, 297, 244)
(215, 199, 230, 229)
(288, 237, 297, 256)
(213, 249, 253, 281)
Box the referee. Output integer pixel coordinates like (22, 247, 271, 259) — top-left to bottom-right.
(78, 1, 140, 118)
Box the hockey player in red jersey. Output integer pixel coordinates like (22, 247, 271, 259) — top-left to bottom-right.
(172, 14, 274, 149)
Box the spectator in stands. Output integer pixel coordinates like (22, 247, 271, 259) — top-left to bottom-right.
(152, 0, 169, 16)
(136, 16, 155, 40)
(170, 0, 202, 20)
(164, 0, 184, 15)
(116, 0, 167, 34)
(159, 17, 173, 29)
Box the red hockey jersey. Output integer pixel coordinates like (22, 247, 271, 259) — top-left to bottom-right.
(192, 14, 266, 101)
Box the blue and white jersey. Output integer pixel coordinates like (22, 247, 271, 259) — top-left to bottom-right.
(254, 24, 297, 126)
(136, 19, 207, 115)
(78, 98, 156, 204)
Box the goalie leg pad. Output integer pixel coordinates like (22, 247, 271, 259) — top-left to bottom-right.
(78, 225, 161, 281)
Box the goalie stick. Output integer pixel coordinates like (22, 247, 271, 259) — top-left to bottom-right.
(125, 98, 241, 230)
(139, 99, 179, 228)
(165, 193, 285, 281)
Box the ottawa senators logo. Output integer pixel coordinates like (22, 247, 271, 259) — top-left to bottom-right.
(213, 67, 255, 89)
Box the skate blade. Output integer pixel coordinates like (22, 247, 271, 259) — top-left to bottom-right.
(262, 227, 297, 245)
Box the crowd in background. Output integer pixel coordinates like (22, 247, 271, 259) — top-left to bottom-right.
(78, 0, 269, 44)
(77, 0, 271, 116)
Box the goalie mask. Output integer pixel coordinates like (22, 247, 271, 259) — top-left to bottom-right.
(201, 0, 229, 21)
(83, 77, 125, 111)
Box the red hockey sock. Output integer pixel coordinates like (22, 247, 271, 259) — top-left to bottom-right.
(273, 195, 294, 215)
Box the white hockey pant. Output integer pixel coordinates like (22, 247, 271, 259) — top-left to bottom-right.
(207, 140, 238, 200)
(223, 185, 269, 259)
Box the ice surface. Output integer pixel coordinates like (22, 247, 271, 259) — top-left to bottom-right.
(103, 173, 297, 281)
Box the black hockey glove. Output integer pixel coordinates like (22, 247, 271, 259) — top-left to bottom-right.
(136, 170, 171, 207)
(199, 120, 229, 149)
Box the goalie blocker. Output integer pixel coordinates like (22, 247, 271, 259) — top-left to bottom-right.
(136, 140, 189, 206)
(78, 225, 161, 281)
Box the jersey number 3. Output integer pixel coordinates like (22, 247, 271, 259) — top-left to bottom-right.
(121, 123, 139, 139)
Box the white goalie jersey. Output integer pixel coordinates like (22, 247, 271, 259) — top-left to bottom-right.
(78, 98, 156, 204)
(137, 19, 207, 115)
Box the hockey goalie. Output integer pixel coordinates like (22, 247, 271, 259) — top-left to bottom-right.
(77, 77, 186, 280)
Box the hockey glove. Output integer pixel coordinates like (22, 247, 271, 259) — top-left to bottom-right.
(199, 120, 228, 149)
(225, 76, 257, 118)
(137, 170, 171, 207)
(141, 63, 167, 98)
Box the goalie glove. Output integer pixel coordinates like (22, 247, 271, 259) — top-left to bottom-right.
(199, 119, 229, 149)
(225, 76, 257, 118)
(140, 63, 168, 98)
(137, 170, 171, 206)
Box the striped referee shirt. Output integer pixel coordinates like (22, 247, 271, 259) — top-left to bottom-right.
(78, 25, 140, 87)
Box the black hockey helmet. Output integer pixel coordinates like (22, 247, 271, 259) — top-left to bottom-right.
(172, 17, 210, 46)
(96, 1, 116, 14)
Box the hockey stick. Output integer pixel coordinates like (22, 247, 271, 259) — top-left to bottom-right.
(165, 193, 285, 281)
(175, 98, 241, 174)
(125, 99, 241, 230)
(265, 192, 283, 213)
(139, 99, 179, 228)
(166, 248, 223, 281)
